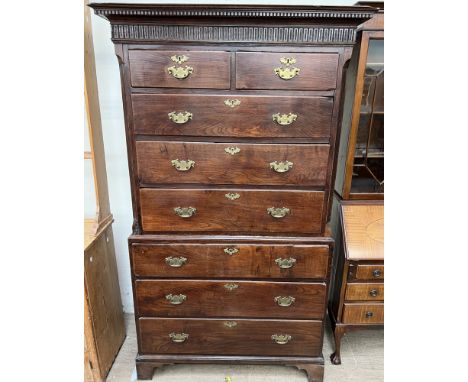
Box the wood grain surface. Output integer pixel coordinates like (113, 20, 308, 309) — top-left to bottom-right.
(344, 283, 384, 301)
(342, 303, 384, 324)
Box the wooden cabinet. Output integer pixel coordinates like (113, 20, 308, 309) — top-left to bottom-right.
(90, 3, 375, 381)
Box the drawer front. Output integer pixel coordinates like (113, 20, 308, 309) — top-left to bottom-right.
(345, 283, 384, 301)
(132, 243, 330, 279)
(236, 52, 338, 90)
(139, 188, 325, 234)
(351, 264, 384, 281)
(139, 317, 323, 356)
(342, 303, 384, 324)
(136, 141, 330, 187)
(132, 94, 333, 139)
(136, 280, 326, 319)
(129, 50, 230, 89)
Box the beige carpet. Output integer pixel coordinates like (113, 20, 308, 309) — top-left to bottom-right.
(106, 315, 383, 382)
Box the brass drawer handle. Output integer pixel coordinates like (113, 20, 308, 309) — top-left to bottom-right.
(168, 111, 193, 124)
(369, 289, 378, 297)
(165, 256, 187, 268)
(225, 147, 241, 155)
(274, 57, 300, 80)
(171, 159, 195, 171)
(373, 269, 382, 278)
(225, 193, 240, 200)
(174, 207, 197, 218)
(274, 296, 296, 307)
(165, 294, 187, 305)
(267, 207, 290, 218)
(169, 332, 189, 343)
(224, 321, 237, 328)
(272, 113, 297, 126)
(275, 257, 296, 269)
(365, 311, 374, 318)
(168, 65, 193, 79)
(224, 99, 241, 108)
(270, 161, 293, 173)
(271, 334, 292, 345)
(224, 283, 239, 291)
(171, 54, 189, 64)
(224, 247, 239, 256)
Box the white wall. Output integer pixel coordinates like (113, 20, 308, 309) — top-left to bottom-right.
(91, 0, 356, 313)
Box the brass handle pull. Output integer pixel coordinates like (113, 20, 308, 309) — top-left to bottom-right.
(174, 207, 196, 218)
(270, 161, 293, 173)
(224, 99, 241, 108)
(267, 207, 290, 218)
(274, 296, 296, 307)
(165, 294, 187, 305)
(225, 147, 241, 155)
(271, 334, 292, 345)
(369, 289, 378, 297)
(225, 193, 240, 200)
(274, 57, 300, 80)
(224, 321, 237, 328)
(224, 247, 239, 256)
(373, 269, 382, 278)
(169, 332, 189, 343)
(365, 311, 374, 318)
(224, 283, 239, 291)
(165, 256, 187, 268)
(272, 113, 297, 126)
(168, 65, 193, 79)
(168, 111, 193, 124)
(171, 159, 195, 171)
(275, 257, 296, 269)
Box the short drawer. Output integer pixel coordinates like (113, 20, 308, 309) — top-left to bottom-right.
(350, 264, 384, 281)
(132, 243, 330, 279)
(136, 141, 330, 187)
(136, 280, 326, 319)
(139, 317, 323, 356)
(139, 188, 325, 234)
(342, 303, 384, 324)
(129, 50, 230, 89)
(131, 94, 333, 139)
(345, 283, 384, 301)
(236, 52, 338, 90)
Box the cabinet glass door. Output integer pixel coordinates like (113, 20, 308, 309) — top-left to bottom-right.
(351, 38, 384, 195)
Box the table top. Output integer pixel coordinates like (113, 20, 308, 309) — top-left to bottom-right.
(341, 202, 384, 261)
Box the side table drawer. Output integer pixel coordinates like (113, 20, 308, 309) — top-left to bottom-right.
(349, 264, 384, 281)
(345, 283, 384, 301)
(236, 52, 338, 90)
(132, 243, 330, 279)
(342, 303, 384, 324)
(135, 279, 327, 319)
(129, 50, 230, 89)
(139, 317, 323, 357)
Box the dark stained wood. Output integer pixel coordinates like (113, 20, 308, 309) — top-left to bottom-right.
(344, 283, 384, 301)
(342, 303, 384, 324)
(136, 141, 330, 187)
(139, 317, 323, 356)
(236, 52, 339, 91)
(352, 264, 384, 280)
(139, 188, 325, 234)
(129, 50, 231, 89)
(136, 280, 326, 319)
(131, 93, 333, 139)
(132, 243, 330, 279)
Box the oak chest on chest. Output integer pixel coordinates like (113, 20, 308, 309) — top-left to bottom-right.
(90, 3, 374, 381)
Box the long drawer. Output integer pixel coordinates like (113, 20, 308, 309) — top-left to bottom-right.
(342, 303, 384, 324)
(131, 243, 330, 279)
(135, 280, 326, 319)
(139, 188, 325, 234)
(132, 94, 333, 139)
(136, 141, 330, 186)
(139, 317, 323, 356)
